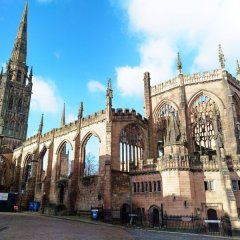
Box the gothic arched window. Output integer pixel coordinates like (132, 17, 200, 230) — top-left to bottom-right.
(17, 98, 22, 113)
(156, 103, 177, 157)
(120, 124, 144, 171)
(190, 94, 222, 156)
(22, 155, 32, 192)
(8, 96, 13, 110)
(15, 122, 20, 137)
(17, 70, 21, 82)
(9, 121, 14, 136)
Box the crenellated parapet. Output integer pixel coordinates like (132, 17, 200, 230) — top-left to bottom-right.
(183, 69, 222, 86)
(151, 69, 225, 96)
(158, 155, 192, 171)
(155, 154, 221, 172)
(151, 77, 178, 95)
(81, 109, 106, 127)
(112, 108, 148, 124)
(54, 121, 78, 138)
(23, 134, 38, 147)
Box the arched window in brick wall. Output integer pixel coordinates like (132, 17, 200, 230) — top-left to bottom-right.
(120, 124, 144, 172)
(190, 94, 223, 157)
(156, 103, 177, 157)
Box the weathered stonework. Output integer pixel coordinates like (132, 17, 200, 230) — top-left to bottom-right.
(1, 1, 240, 233)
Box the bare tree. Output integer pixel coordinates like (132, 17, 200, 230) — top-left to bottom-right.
(84, 152, 98, 176)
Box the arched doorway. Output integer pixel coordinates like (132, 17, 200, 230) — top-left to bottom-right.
(59, 184, 65, 204)
(149, 205, 161, 227)
(152, 208, 160, 227)
(207, 208, 219, 232)
(121, 203, 130, 224)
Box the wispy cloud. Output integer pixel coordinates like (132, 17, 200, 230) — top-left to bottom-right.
(66, 113, 77, 123)
(114, 0, 240, 97)
(31, 76, 63, 113)
(87, 80, 106, 93)
(54, 51, 61, 60)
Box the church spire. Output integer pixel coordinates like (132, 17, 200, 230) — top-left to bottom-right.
(218, 44, 226, 69)
(38, 113, 44, 135)
(11, 0, 28, 65)
(177, 52, 183, 74)
(61, 102, 65, 127)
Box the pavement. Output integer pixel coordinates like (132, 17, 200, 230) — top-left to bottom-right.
(23, 211, 240, 240)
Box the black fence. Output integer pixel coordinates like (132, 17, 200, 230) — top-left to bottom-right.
(152, 214, 232, 237)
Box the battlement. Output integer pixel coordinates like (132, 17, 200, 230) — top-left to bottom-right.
(183, 69, 222, 85)
(112, 108, 147, 122)
(151, 77, 179, 95)
(151, 69, 223, 96)
(24, 134, 38, 146)
(156, 154, 220, 172)
(41, 128, 55, 141)
(81, 109, 106, 128)
(54, 120, 78, 137)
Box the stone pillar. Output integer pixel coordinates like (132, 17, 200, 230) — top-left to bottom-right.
(143, 72, 155, 158)
(103, 160, 111, 210)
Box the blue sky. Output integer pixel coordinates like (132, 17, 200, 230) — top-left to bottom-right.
(1, 0, 240, 138)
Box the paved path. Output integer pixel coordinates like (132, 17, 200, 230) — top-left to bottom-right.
(0, 213, 133, 240)
(127, 228, 233, 240)
(0, 213, 237, 240)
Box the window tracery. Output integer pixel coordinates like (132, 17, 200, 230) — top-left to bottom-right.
(156, 103, 177, 157)
(190, 94, 222, 156)
(21, 155, 32, 192)
(120, 124, 144, 171)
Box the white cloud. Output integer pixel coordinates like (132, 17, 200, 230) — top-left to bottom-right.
(114, 0, 240, 96)
(31, 76, 63, 113)
(87, 80, 106, 93)
(66, 113, 77, 123)
(54, 51, 61, 60)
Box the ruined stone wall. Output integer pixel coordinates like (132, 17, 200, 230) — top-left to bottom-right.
(111, 170, 130, 210)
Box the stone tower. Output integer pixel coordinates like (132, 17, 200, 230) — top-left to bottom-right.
(0, 0, 32, 150)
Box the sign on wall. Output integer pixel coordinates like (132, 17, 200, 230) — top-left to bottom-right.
(0, 193, 8, 201)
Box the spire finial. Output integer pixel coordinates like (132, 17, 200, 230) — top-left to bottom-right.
(237, 60, 240, 75)
(177, 52, 182, 74)
(106, 78, 113, 105)
(61, 102, 65, 127)
(10, 0, 28, 64)
(38, 114, 44, 135)
(218, 44, 226, 69)
(78, 101, 83, 120)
